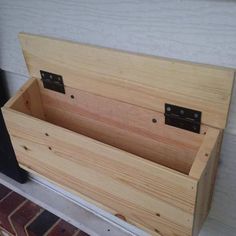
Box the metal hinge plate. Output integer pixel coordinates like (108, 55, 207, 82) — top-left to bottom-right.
(165, 103, 201, 133)
(40, 70, 65, 94)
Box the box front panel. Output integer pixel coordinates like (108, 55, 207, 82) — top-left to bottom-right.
(3, 108, 198, 236)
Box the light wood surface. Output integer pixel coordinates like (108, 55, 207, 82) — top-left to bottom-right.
(2, 77, 224, 235)
(191, 128, 221, 236)
(1, 0, 236, 134)
(2, 107, 198, 236)
(4, 78, 45, 120)
(189, 129, 220, 179)
(38, 80, 204, 174)
(19, 33, 234, 130)
(4, 32, 232, 235)
(1, 1, 236, 234)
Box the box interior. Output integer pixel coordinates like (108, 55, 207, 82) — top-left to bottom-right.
(9, 78, 207, 175)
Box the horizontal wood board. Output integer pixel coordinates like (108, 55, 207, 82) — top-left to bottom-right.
(1, 2, 236, 234)
(2, 107, 198, 236)
(38, 80, 204, 174)
(19, 33, 235, 129)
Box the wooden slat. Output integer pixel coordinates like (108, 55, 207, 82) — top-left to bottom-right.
(39, 81, 204, 174)
(189, 128, 220, 179)
(2, 108, 198, 236)
(4, 78, 45, 120)
(191, 128, 221, 236)
(19, 33, 235, 129)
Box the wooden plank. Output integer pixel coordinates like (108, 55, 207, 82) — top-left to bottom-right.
(191, 128, 221, 236)
(39, 81, 204, 174)
(39, 80, 207, 144)
(189, 128, 220, 179)
(19, 33, 235, 129)
(44, 105, 195, 174)
(3, 108, 197, 236)
(4, 78, 45, 120)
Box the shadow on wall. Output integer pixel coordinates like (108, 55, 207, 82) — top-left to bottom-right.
(0, 69, 9, 107)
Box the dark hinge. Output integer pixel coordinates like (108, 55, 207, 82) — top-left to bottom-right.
(40, 70, 65, 94)
(165, 103, 201, 133)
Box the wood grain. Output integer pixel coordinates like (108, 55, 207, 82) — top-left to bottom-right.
(2, 78, 223, 235)
(19, 33, 234, 130)
(4, 78, 45, 120)
(39, 81, 204, 174)
(189, 128, 220, 179)
(2, 108, 198, 236)
(191, 128, 221, 236)
(1, 1, 236, 234)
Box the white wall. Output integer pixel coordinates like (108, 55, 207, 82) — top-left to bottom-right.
(1, 0, 236, 235)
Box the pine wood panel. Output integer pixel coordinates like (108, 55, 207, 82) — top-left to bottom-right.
(39, 81, 205, 174)
(4, 78, 45, 120)
(19, 33, 235, 129)
(2, 108, 198, 236)
(189, 129, 220, 179)
(192, 128, 221, 236)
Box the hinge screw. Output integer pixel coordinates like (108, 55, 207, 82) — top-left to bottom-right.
(166, 106, 171, 112)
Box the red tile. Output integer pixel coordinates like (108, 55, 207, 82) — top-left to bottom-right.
(0, 184, 12, 201)
(46, 219, 78, 236)
(10, 201, 42, 236)
(0, 192, 25, 235)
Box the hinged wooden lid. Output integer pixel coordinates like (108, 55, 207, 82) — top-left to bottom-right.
(19, 33, 235, 130)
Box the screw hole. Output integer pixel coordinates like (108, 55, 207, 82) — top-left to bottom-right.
(152, 118, 157, 123)
(155, 229, 160, 233)
(70, 95, 75, 99)
(205, 153, 209, 157)
(107, 229, 110, 232)
(203, 131, 206, 135)
(23, 146, 28, 151)
(156, 213, 160, 217)
(45, 133, 49, 136)
(48, 147, 52, 150)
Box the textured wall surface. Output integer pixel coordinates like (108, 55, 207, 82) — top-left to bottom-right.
(0, 0, 236, 235)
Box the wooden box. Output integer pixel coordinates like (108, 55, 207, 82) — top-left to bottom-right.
(2, 33, 235, 236)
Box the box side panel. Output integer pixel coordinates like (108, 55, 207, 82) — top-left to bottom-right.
(4, 78, 45, 120)
(189, 128, 220, 179)
(191, 129, 222, 236)
(19, 33, 235, 129)
(39, 81, 206, 174)
(3, 109, 197, 236)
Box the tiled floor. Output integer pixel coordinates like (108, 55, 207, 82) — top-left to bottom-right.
(0, 183, 89, 236)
